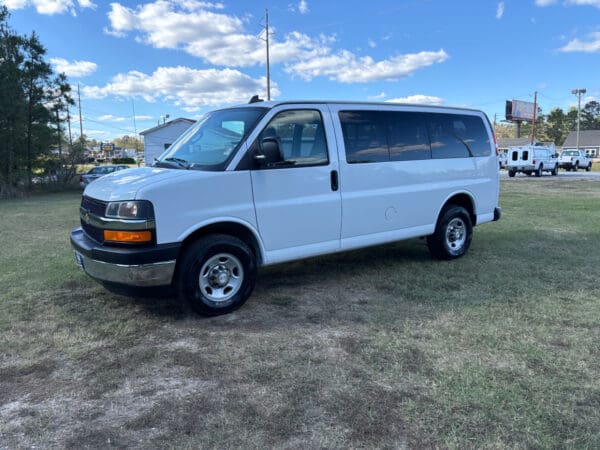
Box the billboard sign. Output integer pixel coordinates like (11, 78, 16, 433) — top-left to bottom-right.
(510, 100, 535, 121)
(100, 143, 115, 152)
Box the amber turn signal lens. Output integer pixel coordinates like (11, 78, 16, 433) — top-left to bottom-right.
(103, 230, 152, 243)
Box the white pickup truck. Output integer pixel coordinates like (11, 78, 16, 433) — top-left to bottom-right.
(558, 149, 592, 171)
(506, 144, 559, 177)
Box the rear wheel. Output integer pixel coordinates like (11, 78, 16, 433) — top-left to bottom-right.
(508, 170, 516, 178)
(177, 234, 257, 316)
(535, 164, 543, 177)
(586, 163, 592, 172)
(427, 204, 473, 260)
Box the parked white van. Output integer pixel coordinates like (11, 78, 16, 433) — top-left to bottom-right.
(71, 101, 501, 315)
(506, 144, 558, 177)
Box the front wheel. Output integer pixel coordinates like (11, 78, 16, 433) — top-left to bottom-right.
(586, 163, 592, 172)
(573, 162, 578, 171)
(427, 205, 473, 260)
(508, 170, 516, 178)
(551, 164, 558, 176)
(177, 235, 257, 316)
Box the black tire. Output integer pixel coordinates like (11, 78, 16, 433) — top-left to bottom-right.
(551, 164, 558, 176)
(508, 170, 516, 178)
(586, 163, 592, 172)
(427, 204, 473, 260)
(573, 162, 578, 172)
(535, 165, 543, 177)
(176, 234, 257, 316)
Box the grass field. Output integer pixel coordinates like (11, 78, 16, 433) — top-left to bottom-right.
(1, 180, 599, 448)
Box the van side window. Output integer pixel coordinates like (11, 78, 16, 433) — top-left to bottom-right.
(255, 109, 328, 168)
(427, 113, 491, 159)
(339, 111, 389, 163)
(387, 112, 431, 161)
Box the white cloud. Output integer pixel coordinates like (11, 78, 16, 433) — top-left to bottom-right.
(97, 114, 126, 122)
(368, 39, 376, 48)
(86, 129, 110, 136)
(559, 31, 600, 52)
(367, 92, 386, 100)
(496, 2, 505, 19)
(134, 115, 154, 121)
(106, 2, 330, 67)
(82, 66, 277, 111)
(1, 0, 95, 14)
(535, 0, 556, 5)
(298, 0, 308, 14)
(285, 49, 448, 83)
(50, 57, 97, 77)
(385, 95, 444, 105)
(104, 2, 448, 83)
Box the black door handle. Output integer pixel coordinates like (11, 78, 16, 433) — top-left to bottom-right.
(330, 170, 339, 191)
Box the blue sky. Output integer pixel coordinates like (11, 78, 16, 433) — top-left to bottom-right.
(3, 0, 599, 141)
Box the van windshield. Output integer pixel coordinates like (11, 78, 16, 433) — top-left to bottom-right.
(155, 107, 267, 171)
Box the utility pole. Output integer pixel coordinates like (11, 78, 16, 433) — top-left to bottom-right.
(132, 99, 138, 153)
(572, 88, 587, 151)
(77, 83, 84, 144)
(530, 91, 537, 144)
(265, 8, 271, 101)
(67, 108, 73, 149)
(55, 108, 62, 162)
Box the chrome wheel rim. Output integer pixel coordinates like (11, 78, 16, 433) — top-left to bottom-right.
(445, 218, 466, 251)
(199, 253, 244, 303)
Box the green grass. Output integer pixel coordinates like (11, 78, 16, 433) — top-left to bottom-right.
(1, 180, 599, 448)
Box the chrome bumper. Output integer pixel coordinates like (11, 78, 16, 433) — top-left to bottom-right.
(74, 250, 176, 287)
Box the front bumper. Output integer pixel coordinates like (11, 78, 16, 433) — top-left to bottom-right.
(70, 228, 180, 287)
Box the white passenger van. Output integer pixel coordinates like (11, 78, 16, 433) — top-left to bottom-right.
(71, 100, 501, 315)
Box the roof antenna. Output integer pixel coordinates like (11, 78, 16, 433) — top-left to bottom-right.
(249, 95, 264, 104)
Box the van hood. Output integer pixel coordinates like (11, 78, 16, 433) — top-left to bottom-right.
(83, 167, 188, 201)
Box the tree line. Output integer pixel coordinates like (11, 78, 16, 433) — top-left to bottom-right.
(0, 6, 83, 198)
(494, 101, 600, 145)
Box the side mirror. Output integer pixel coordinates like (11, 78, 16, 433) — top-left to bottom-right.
(254, 137, 283, 166)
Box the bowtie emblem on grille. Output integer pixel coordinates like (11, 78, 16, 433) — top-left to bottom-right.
(84, 210, 90, 224)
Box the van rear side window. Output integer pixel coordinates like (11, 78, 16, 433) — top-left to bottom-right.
(339, 110, 490, 164)
(427, 113, 491, 159)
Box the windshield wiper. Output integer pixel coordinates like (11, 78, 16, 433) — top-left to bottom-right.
(164, 157, 190, 169)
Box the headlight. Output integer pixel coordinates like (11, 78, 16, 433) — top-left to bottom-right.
(105, 200, 154, 219)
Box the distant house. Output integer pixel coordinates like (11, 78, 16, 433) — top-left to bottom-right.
(561, 130, 600, 157)
(497, 138, 531, 153)
(140, 118, 196, 165)
(497, 138, 555, 153)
